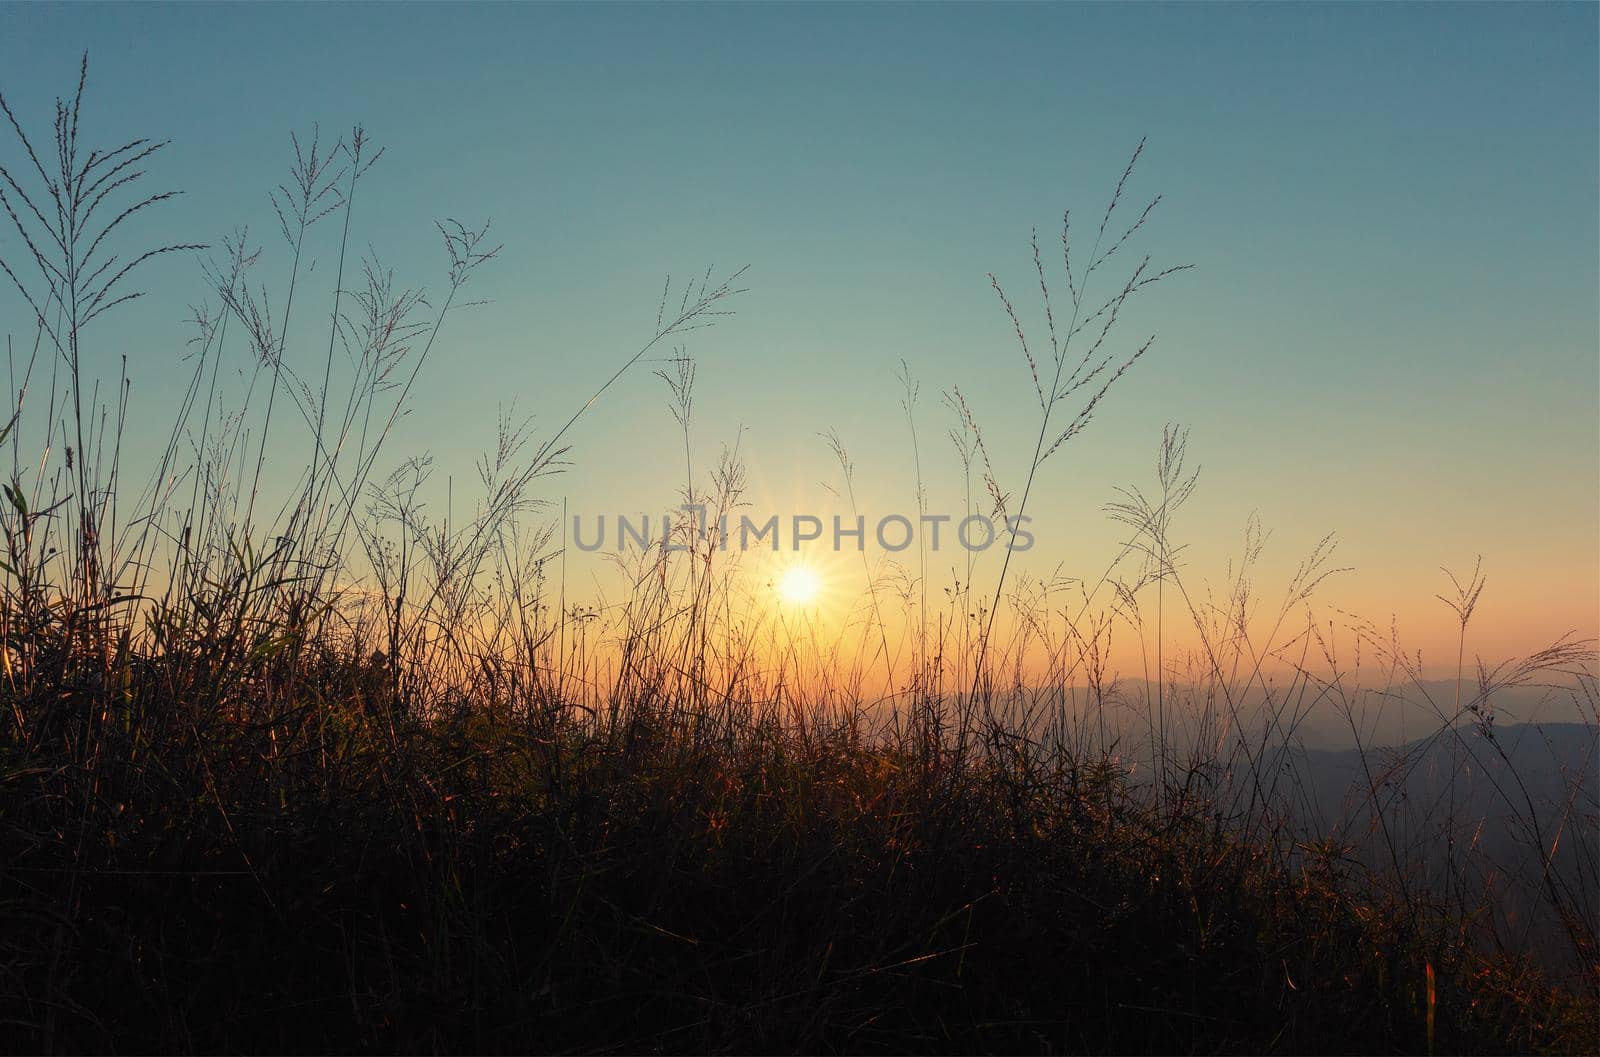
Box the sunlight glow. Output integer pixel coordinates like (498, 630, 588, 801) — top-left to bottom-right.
(776, 565, 821, 607)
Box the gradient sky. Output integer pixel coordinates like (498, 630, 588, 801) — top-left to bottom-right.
(2, 2, 1596, 669)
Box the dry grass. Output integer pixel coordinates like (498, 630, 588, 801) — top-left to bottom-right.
(0, 56, 1595, 1054)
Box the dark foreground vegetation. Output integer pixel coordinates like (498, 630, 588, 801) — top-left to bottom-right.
(0, 58, 1595, 1054)
(3, 681, 1595, 1054)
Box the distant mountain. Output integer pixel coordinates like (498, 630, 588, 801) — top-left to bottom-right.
(1286, 722, 1597, 969)
(1013, 675, 1593, 754)
(1009, 681, 1597, 967)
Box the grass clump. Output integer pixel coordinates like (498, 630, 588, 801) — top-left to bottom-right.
(4, 687, 1593, 1053)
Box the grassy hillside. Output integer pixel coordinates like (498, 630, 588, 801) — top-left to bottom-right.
(3, 677, 1595, 1054)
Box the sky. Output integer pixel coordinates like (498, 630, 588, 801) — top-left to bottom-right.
(0, 2, 1596, 671)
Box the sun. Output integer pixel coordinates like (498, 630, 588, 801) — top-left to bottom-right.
(776, 565, 821, 607)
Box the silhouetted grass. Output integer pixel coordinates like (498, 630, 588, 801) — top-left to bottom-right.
(0, 56, 1594, 1055)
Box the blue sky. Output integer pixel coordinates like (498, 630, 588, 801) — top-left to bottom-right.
(1, 2, 1595, 657)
